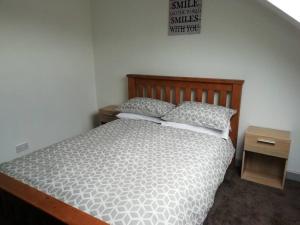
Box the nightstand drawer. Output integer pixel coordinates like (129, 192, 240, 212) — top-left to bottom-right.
(245, 133, 290, 158)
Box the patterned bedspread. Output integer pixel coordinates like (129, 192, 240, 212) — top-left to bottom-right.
(0, 119, 234, 225)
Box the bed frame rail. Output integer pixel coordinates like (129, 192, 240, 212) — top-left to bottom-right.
(0, 172, 108, 225)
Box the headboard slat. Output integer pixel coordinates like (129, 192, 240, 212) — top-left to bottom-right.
(195, 89, 203, 102)
(165, 86, 171, 102)
(137, 85, 143, 97)
(175, 87, 180, 105)
(127, 74, 244, 147)
(207, 90, 214, 104)
(220, 90, 227, 106)
(184, 88, 191, 101)
(146, 86, 152, 98)
(156, 86, 161, 100)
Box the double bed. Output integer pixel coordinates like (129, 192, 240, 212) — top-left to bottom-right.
(0, 75, 244, 225)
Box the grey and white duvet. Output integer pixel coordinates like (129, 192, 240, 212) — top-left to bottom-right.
(0, 119, 234, 225)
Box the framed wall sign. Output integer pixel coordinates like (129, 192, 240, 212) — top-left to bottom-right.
(169, 0, 202, 36)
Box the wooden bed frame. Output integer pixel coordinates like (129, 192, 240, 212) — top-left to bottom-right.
(0, 74, 244, 225)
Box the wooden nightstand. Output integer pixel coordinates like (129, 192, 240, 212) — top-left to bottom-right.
(98, 105, 120, 125)
(241, 126, 291, 189)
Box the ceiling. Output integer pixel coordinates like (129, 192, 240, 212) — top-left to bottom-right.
(257, 0, 300, 29)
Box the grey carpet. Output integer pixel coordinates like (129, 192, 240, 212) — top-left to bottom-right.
(204, 167, 300, 225)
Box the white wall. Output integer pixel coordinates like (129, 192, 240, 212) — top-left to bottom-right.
(91, 0, 300, 173)
(0, 0, 97, 163)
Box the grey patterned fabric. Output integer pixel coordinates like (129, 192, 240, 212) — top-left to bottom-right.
(119, 97, 175, 117)
(0, 119, 234, 225)
(162, 102, 236, 131)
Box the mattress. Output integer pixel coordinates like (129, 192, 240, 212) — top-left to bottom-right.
(0, 119, 235, 225)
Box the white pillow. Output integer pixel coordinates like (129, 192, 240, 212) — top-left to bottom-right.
(117, 113, 163, 124)
(161, 121, 230, 139)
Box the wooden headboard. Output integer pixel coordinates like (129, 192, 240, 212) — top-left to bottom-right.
(127, 74, 244, 147)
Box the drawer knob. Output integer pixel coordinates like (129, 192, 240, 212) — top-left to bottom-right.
(257, 138, 276, 145)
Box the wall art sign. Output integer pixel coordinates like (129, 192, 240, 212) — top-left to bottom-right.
(169, 0, 202, 35)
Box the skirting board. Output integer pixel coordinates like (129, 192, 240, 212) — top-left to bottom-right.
(286, 171, 300, 182)
(236, 159, 300, 182)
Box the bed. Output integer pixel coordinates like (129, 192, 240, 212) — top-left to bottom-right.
(0, 75, 244, 225)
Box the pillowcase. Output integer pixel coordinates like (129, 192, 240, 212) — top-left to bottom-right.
(117, 113, 163, 124)
(162, 101, 236, 131)
(119, 97, 175, 117)
(161, 121, 230, 139)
